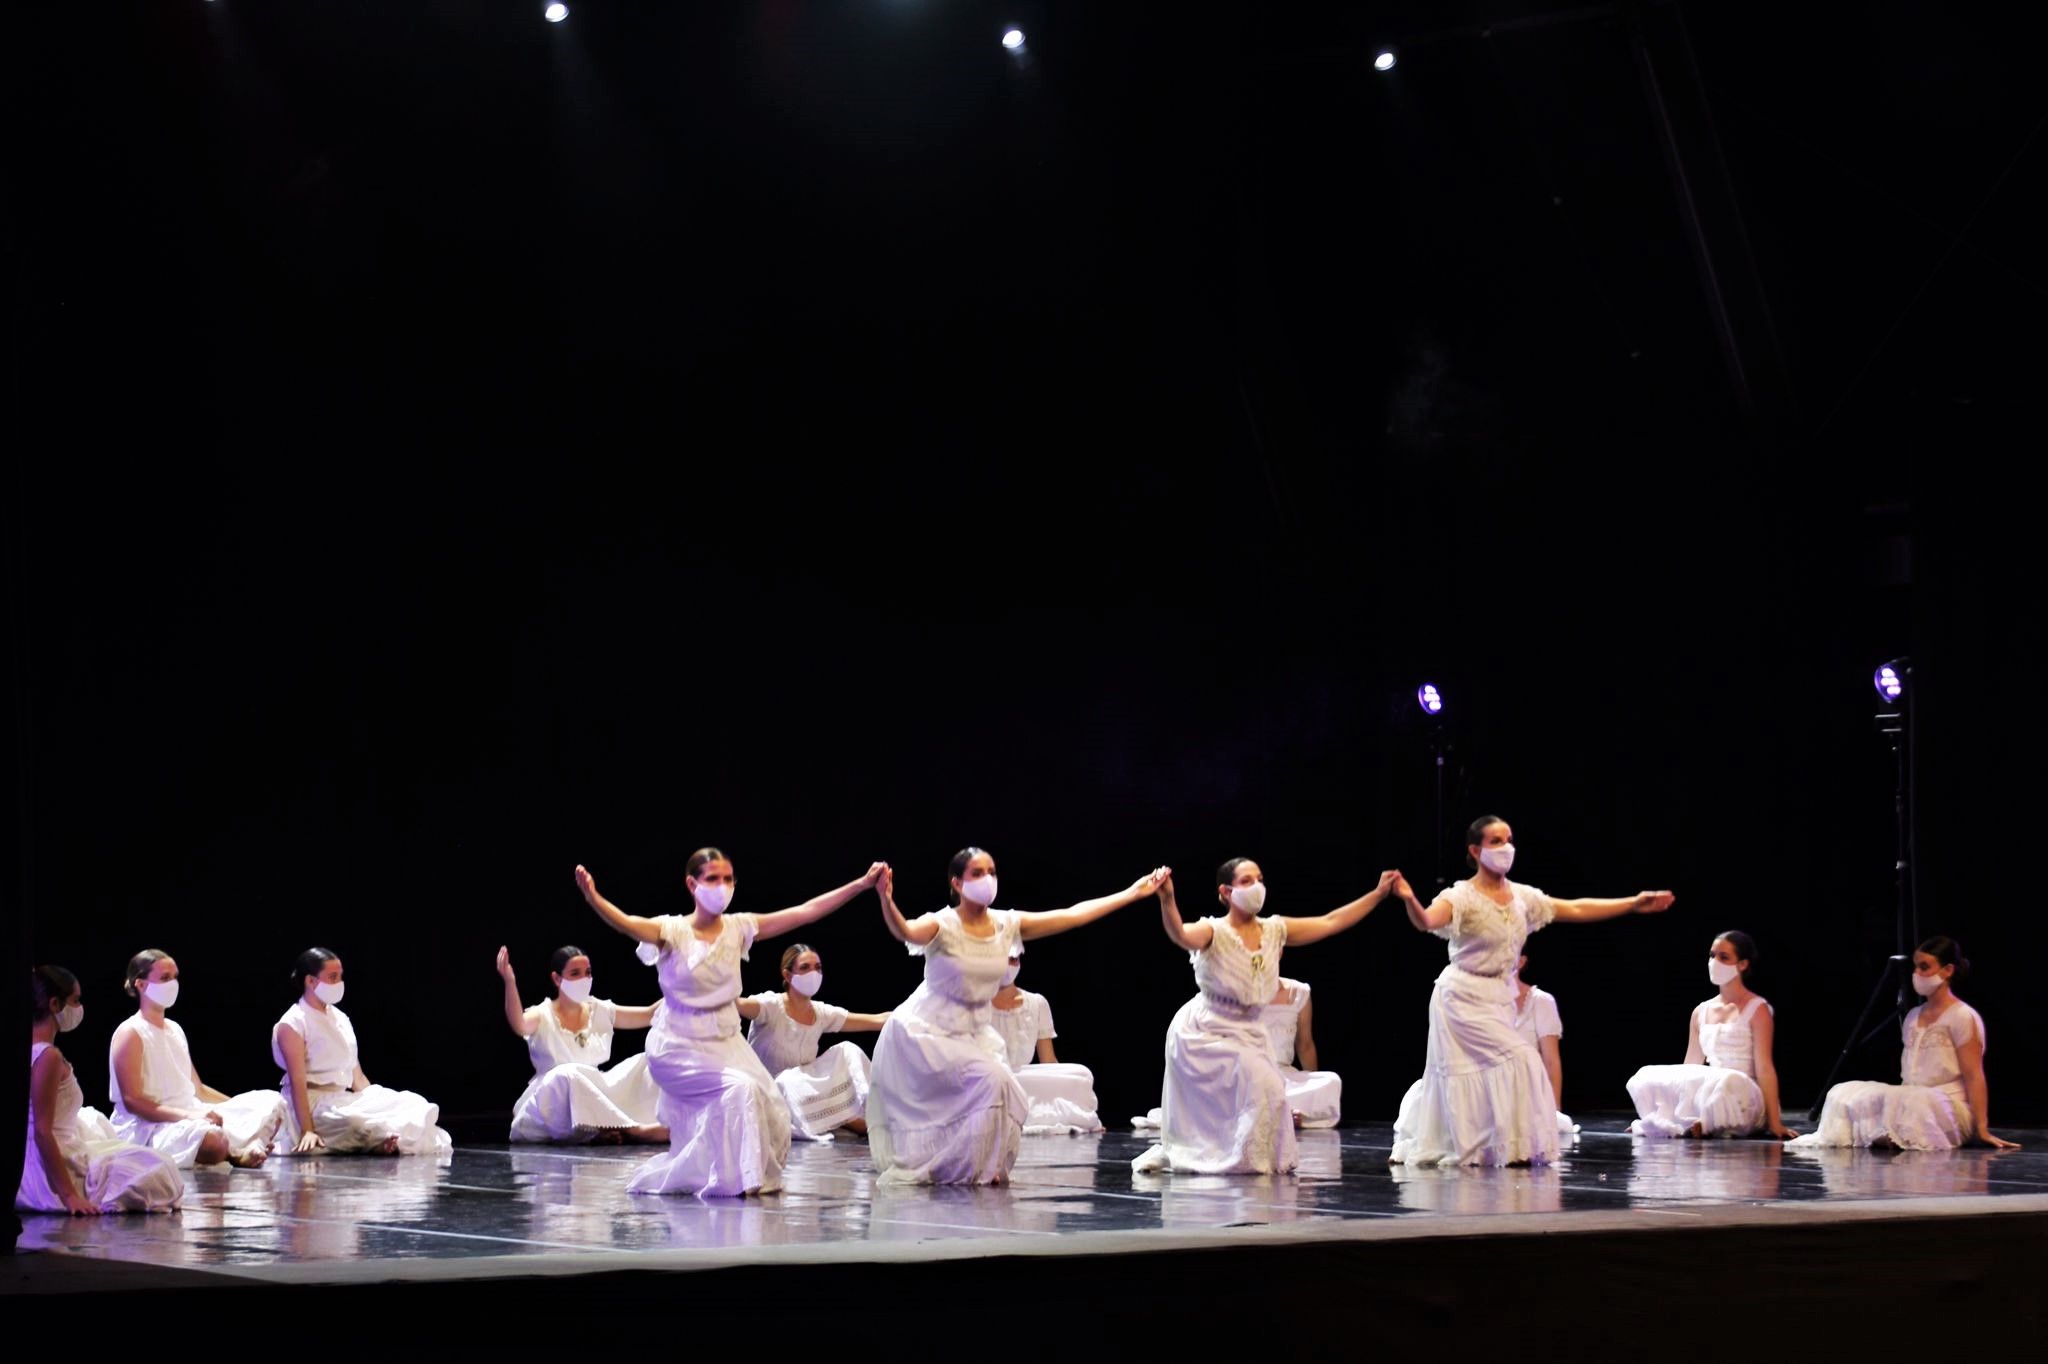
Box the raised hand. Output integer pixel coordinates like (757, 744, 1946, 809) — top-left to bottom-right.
(877, 866, 895, 901)
(1393, 874, 1419, 902)
(574, 865, 599, 903)
(1635, 891, 1677, 914)
(864, 861, 889, 888)
(1155, 873, 1177, 904)
(1377, 870, 1401, 895)
(1130, 866, 1173, 898)
(496, 946, 516, 981)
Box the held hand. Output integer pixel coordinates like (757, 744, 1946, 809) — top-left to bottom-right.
(1634, 891, 1676, 914)
(295, 1130, 326, 1154)
(877, 866, 894, 901)
(574, 864, 599, 904)
(864, 861, 889, 888)
(1377, 870, 1401, 895)
(1393, 874, 1419, 903)
(1130, 866, 1173, 899)
(496, 946, 515, 981)
(1155, 873, 1177, 905)
(62, 1190, 100, 1217)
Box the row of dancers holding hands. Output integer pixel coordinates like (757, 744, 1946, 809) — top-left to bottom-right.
(21, 816, 2018, 1211)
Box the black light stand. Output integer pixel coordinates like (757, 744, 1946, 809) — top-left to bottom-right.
(1806, 662, 1918, 1117)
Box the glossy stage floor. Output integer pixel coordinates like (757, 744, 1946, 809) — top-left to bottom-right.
(8, 1118, 2045, 1350)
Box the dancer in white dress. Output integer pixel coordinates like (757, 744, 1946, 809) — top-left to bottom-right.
(21, 965, 183, 1216)
(991, 947, 1104, 1135)
(1262, 978, 1342, 1129)
(574, 848, 886, 1196)
(737, 943, 889, 1141)
(1389, 816, 1674, 1167)
(1791, 937, 2020, 1152)
(271, 947, 453, 1157)
(498, 944, 665, 1144)
(1134, 860, 1400, 1175)
(869, 848, 1169, 1185)
(1627, 931, 1798, 1140)
(110, 950, 286, 1168)
(1509, 955, 1578, 1135)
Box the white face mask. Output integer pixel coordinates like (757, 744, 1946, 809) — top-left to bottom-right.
(693, 882, 734, 916)
(313, 980, 346, 1006)
(1479, 844, 1516, 875)
(144, 979, 180, 1009)
(557, 976, 594, 1004)
(1708, 959, 1741, 987)
(636, 940, 661, 966)
(789, 971, 823, 998)
(1000, 962, 1020, 988)
(959, 875, 998, 907)
(1230, 883, 1267, 914)
(56, 1002, 84, 1033)
(1911, 970, 1945, 998)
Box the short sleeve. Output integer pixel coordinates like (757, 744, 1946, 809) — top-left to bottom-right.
(1290, 980, 1312, 1014)
(590, 998, 617, 1032)
(905, 908, 950, 958)
(1437, 889, 1465, 941)
(1947, 1006, 1985, 1054)
(656, 914, 691, 953)
(1521, 885, 1556, 933)
(1004, 910, 1026, 954)
(1034, 995, 1057, 1040)
(732, 913, 759, 961)
(817, 1002, 851, 1034)
(1533, 990, 1563, 1038)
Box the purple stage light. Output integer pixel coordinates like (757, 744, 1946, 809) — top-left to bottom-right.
(1417, 683, 1444, 716)
(1873, 662, 1905, 703)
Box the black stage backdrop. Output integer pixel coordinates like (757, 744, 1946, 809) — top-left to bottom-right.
(9, 2, 2044, 1153)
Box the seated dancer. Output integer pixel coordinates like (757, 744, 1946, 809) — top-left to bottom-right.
(1627, 931, 1798, 1140)
(500, 944, 666, 1144)
(738, 943, 889, 1141)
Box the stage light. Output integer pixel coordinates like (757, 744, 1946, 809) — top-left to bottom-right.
(545, 3, 568, 22)
(1873, 661, 1906, 704)
(1374, 51, 1396, 72)
(1003, 29, 1027, 51)
(1417, 683, 1444, 716)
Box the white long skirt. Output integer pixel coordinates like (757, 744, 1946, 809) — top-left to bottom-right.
(1787, 1081, 1971, 1152)
(18, 1108, 185, 1213)
(1133, 994, 1296, 1175)
(1015, 1063, 1104, 1135)
(510, 1054, 663, 1143)
(776, 1041, 872, 1141)
(867, 983, 1025, 1186)
(1280, 1066, 1342, 1129)
(1390, 964, 1559, 1167)
(630, 1031, 790, 1198)
(113, 1089, 289, 1167)
(1626, 1063, 1765, 1138)
(275, 1083, 453, 1158)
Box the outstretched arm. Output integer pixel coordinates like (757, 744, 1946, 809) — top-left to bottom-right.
(1018, 867, 1172, 941)
(497, 948, 538, 1038)
(753, 863, 888, 941)
(839, 1011, 891, 1032)
(877, 868, 941, 947)
(613, 1004, 661, 1030)
(1283, 871, 1401, 947)
(1550, 891, 1675, 923)
(1156, 877, 1215, 952)
(575, 865, 664, 944)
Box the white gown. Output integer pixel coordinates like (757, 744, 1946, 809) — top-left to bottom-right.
(631, 913, 792, 1197)
(1512, 982, 1579, 1134)
(1260, 979, 1342, 1129)
(1790, 1002, 1986, 1151)
(1134, 915, 1296, 1175)
(1390, 880, 1560, 1167)
(20, 1042, 184, 1213)
(745, 991, 872, 1141)
(509, 997, 662, 1143)
(868, 907, 1028, 1185)
(109, 1013, 287, 1166)
(991, 989, 1104, 1135)
(270, 1001, 453, 1157)
(1627, 996, 1771, 1138)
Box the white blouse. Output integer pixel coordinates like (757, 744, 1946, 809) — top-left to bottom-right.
(744, 992, 851, 1075)
(1513, 985, 1564, 1044)
(650, 912, 757, 1040)
(524, 997, 618, 1074)
(110, 1014, 201, 1117)
(990, 990, 1055, 1070)
(1260, 979, 1310, 1067)
(1901, 1001, 1985, 1092)
(1192, 916, 1287, 1016)
(272, 1001, 360, 1088)
(1432, 880, 1556, 977)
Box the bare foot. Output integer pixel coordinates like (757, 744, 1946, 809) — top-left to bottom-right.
(845, 1117, 868, 1135)
(626, 1125, 669, 1145)
(229, 1145, 269, 1169)
(377, 1136, 401, 1157)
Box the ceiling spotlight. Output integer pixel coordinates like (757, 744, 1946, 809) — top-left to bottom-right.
(1003, 29, 1027, 51)
(1374, 51, 1396, 72)
(545, 3, 568, 22)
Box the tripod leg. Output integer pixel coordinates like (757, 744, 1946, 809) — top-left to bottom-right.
(1805, 962, 1901, 1120)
